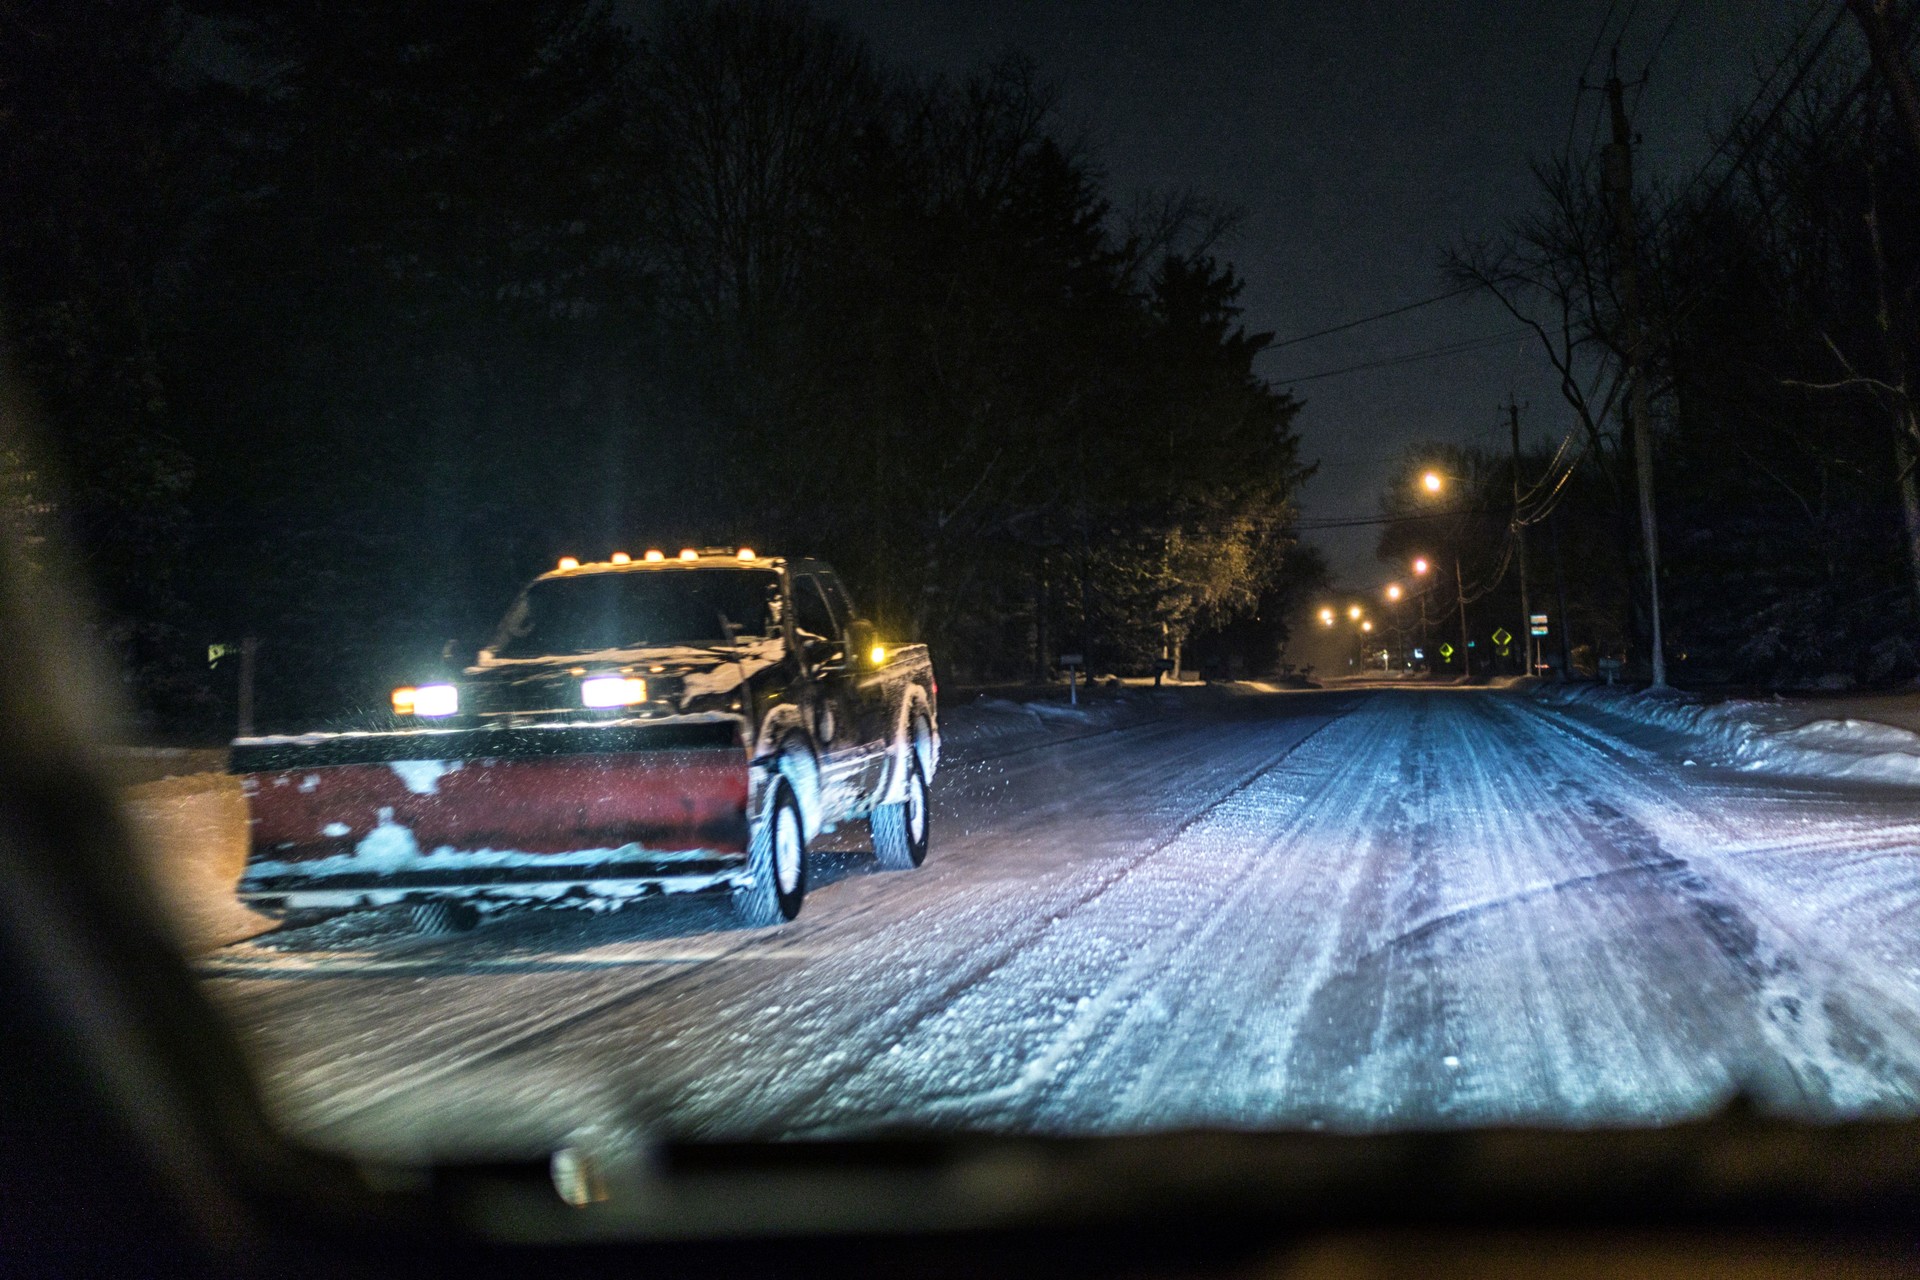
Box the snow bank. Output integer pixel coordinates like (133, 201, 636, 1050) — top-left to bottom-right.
(1533, 683, 1920, 786)
(939, 693, 1138, 745)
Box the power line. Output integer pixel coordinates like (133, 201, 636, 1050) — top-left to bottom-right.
(1272, 329, 1530, 386)
(1260, 281, 1486, 352)
(1630, 0, 1687, 123)
(1654, 2, 1841, 230)
(1292, 505, 1480, 532)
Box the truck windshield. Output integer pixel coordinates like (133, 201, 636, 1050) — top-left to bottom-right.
(489, 568, 780, 658)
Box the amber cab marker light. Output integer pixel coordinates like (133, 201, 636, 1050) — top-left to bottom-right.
(557, 555, 580, 570)
(679, 548, 698, 561)
(610, 551, 631, 564)
(643, 549, 665, 562)
(737, 547, 756, 561)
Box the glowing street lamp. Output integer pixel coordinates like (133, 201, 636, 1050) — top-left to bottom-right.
(1361, 620, 1374, 633)
(1385, 583, 1403, 602)
(1421, 470, 1444, 494)
(1347, 604, 1363, 621)
(1318, 606, 1335, 626)
(1412, 557, 1431, 575)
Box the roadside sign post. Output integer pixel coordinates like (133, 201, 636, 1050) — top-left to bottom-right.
(238, 636, 258, 737)
(1060, 653, 1084, 706)
(211, 637, 260, 737)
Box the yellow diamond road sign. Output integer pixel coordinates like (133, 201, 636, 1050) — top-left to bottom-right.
(1491, 627, 1513, 646)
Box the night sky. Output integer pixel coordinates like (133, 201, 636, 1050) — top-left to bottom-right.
(812, 0, 1812, 588)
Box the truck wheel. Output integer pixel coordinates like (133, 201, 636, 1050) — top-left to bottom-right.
(871, 751, 930, 871)
(410, 899, 480, 935)
(732, 781, 807, 927)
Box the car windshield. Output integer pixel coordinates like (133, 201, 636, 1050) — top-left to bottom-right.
(13, 0, 1920, 1213)
(489, 568, 779, 658)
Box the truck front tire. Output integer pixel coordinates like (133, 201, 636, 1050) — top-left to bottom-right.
(732, 780, 807, 926)
(872, 751, 930, 871)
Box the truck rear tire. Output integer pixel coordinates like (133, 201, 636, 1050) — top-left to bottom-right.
(732, 781, 807, 926)
(871, 751, 930, 871)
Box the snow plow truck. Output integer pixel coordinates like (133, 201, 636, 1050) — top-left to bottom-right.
(230, 550, 938, 932)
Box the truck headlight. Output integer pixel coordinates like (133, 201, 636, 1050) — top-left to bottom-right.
(394, 684, 458, 717)
(581, 675, 647, 708)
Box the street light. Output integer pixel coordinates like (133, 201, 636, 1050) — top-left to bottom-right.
(1421, 470, 1444, 494)
(1385, 583, 1402, 602)
(1347, 604, 1362, 621)
(1413, 547, 1472, 679)
(1361, 620, 1373, 633)
(1318, 606, 1335, 626)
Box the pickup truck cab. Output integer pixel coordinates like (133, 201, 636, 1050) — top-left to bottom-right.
(231, 549, 939, 930)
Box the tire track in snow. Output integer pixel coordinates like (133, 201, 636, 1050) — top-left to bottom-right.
(788, 695, 1410, 1135)
(1486, 695, 1920, 1115)
(581, 696, 1366, 1140)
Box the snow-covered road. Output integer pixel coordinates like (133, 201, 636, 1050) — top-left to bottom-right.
(199, 688, 1920, 1163)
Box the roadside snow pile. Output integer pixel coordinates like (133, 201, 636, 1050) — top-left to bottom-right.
(939, 693, 1145, 751)
(1534, 683, 1920, 786)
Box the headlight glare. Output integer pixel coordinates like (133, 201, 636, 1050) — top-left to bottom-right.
(581, 675, 647, 708)
(410, 684, 459, 717)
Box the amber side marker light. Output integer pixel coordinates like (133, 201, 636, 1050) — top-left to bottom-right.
(737, 547, 756, 561)
(679, 548, 698, 561)
(557, 555, 580, 570)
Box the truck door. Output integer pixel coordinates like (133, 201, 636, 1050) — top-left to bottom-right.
(789, 571, 867, 820)
(816, 568, 896, 758)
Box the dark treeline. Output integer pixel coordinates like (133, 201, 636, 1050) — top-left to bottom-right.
(1420, 11, 1920, 689)
(0, 0, 1316, 733)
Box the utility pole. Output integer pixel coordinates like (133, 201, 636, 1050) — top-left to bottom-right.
(1456, 556, 1471, 681)
(1605, 52, 1667, 687)
(237, 635, 258, 738)
(1848, 11, 1920, 613)
(1507, 398, 1533, 677)
(1550, 507, 1574, 677)
(1847, 0, 1920, 159)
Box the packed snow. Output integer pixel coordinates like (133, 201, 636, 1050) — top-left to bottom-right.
(124, 685, 1920, 1164)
